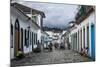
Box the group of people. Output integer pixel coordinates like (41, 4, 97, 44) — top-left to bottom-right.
(47, 40, 71, 51)
(48, 42, 61, 51)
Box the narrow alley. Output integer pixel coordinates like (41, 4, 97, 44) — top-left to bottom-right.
(10, 1, 95, 67)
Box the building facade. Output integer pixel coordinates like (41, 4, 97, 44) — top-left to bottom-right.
(68, 6, 95, 60)
(10, 3, 45, 59)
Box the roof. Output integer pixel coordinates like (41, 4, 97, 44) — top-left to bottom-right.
(75, 6, 95, 24)
(41, 30, 49, 36)
(11, 2, 45, 18)
(11, 3, 44, 28)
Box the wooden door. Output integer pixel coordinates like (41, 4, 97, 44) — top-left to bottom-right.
(14, 19, 20, 57)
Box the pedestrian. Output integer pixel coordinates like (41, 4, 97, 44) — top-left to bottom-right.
(84, 47, 89, 56)
(60, 42, 65, 49)
(54, 43, 58, 49)
(67, 41, 70, 50)
(49, 42, 53, 52)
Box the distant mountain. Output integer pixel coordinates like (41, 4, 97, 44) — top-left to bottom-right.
(43, 26, 63, 32)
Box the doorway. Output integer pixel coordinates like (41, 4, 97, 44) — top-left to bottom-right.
(21, 28, 23, 52)
(91, 23, 95, 61)
(14, 19, 20, 57)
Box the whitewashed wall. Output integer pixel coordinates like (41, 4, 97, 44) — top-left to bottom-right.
(10, 6, 40, 59)
(69, 11, 95, 57)
(32, 14, 42, 43)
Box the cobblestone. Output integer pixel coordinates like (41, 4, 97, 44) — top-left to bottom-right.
(11, 49, 93, 67)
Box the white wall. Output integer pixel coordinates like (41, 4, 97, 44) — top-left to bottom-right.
(33, 14, 42, 43)
(69, 11, 95, 57)
(10, 6, 40, 59)
(37, 29, 41, 42)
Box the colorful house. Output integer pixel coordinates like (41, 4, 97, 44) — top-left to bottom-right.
(68, 5, 95, 60)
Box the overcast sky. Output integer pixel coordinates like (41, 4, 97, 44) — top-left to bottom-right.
(19, 1, 79, 29)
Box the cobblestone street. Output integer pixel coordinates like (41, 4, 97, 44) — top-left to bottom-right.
(11, 48, 93, 67)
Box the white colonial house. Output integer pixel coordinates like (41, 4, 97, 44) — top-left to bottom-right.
(68, 6, 95, 60)
(10, 2, 45, 59)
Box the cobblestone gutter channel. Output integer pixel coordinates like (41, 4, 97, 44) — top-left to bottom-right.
(11, 49, 93, 67)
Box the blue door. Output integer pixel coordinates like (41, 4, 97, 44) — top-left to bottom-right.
(91, 23, 95, 61)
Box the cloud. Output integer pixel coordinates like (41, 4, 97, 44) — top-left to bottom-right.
(19, 1, 79, 29)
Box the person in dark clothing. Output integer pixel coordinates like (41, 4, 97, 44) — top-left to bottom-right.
(67, 41, 70, 50)
(66, 38, 70, 50)
(60, 42, 65, 49)
(49, 42, 53, 52)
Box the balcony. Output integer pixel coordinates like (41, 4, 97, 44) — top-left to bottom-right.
(75, 5, 94, 24)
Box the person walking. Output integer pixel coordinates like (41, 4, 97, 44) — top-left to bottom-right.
(49, 42, 53, 52)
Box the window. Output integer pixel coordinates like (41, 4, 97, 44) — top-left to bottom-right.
(10, 24, 13, 48)
(24, 29, 27, 46)
(33, 33, 38, 45)
(32, 16, 37, 22)
(34, 33, 35, 44)
(36, 33, 37, 44)
(83, 27, 85, 49)
(87, 25, 89, 50)
(33, 33, 34, 45)
(74, 33, 77, 50)
(78, 30, 79, 51)
(80, 29, 82, 51)
(30, 32, 31, 45)
(25, 29, 29, 47)
(32, 32, 33, 48)
(27, 30, 29, 47)
(21, 28, 23, 51)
